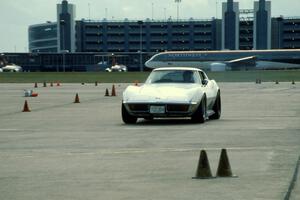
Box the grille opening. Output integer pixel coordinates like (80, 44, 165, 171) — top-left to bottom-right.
(167, 104, 189, 112)
(128, 104, 149, 111)
(128, 104, 190, 112)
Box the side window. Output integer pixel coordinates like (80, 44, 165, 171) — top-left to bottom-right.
(193, 71, 201, 83)
(200, 71, 207, 80)
(198, 71, 204, 82)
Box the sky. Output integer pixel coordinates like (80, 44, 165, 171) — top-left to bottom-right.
(0, 0, 299, 53)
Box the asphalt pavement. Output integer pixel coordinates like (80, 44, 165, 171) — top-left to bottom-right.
(0, 82, 299, 200)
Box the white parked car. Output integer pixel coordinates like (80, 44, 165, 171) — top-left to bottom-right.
(105, 64, 127, 72)
(1, 64, 23, 72)
(122, 67, 221, 124)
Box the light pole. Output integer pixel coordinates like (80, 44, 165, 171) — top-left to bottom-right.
(137, 20, 143, 72)
(216, 0, 218, 19)
(152, 3, 154, 21)
(105, 8, 108, 19)
(175, 0, 181, 21)
(61, 50, 69, 72)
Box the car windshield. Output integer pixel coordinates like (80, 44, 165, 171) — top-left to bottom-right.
(146, 70, 198, 84)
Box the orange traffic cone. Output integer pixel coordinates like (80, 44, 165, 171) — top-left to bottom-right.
(193, 150, 213, 179)
(34, 82, 38, 88)
(74, 93, 80, 103)
(111, 85, 116, 96)
(216, 149, 237, 178)
(22, 100, 31, 112)
(134, 80, 139, 86)
(105, 88, 110, 96)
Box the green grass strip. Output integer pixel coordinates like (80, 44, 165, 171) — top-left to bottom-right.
(0, 70, 299, 83)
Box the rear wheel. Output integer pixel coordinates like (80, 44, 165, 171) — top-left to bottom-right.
(122, 103, 137, 124)
(191, 96, 206, 123)
(210, 90, 221, 120)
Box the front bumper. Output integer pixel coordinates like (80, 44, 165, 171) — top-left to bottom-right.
(123, 102, 199, 118)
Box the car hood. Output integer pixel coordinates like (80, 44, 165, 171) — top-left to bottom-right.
(123, 83, 202, 103)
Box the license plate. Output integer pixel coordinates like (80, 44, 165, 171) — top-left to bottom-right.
(150, 105, 165, 114)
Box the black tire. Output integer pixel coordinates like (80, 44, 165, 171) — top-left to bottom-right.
(191, 96, 206, 123)
(210, 90, 221, 120)
(122, 103, 137, 124)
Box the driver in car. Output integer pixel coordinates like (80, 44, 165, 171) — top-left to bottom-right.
(183, 71, 194, 83)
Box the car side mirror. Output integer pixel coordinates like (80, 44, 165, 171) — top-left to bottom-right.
(202, 79, 208, 85)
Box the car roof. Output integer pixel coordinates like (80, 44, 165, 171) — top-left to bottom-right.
(153, 67, 203, 72)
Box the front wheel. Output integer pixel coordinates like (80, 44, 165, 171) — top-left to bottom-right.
(210, 91, 221, 120)
(122, 103, 137, 124)
(191, 97, 206, 123)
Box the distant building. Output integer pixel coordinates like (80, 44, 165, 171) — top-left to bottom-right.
(28, 0, 300, 53)
(239, 19, 253, 50)
(222, 0, 239, 50)
(272, 17, 300, 49)
(281, 18, 300, 49)
(24, 0, 300, 71)
(57, 0, 76, 53)
(76, 18, 221, 53)
(254, 0, 271, 49)
(28, 22, 58, 52)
